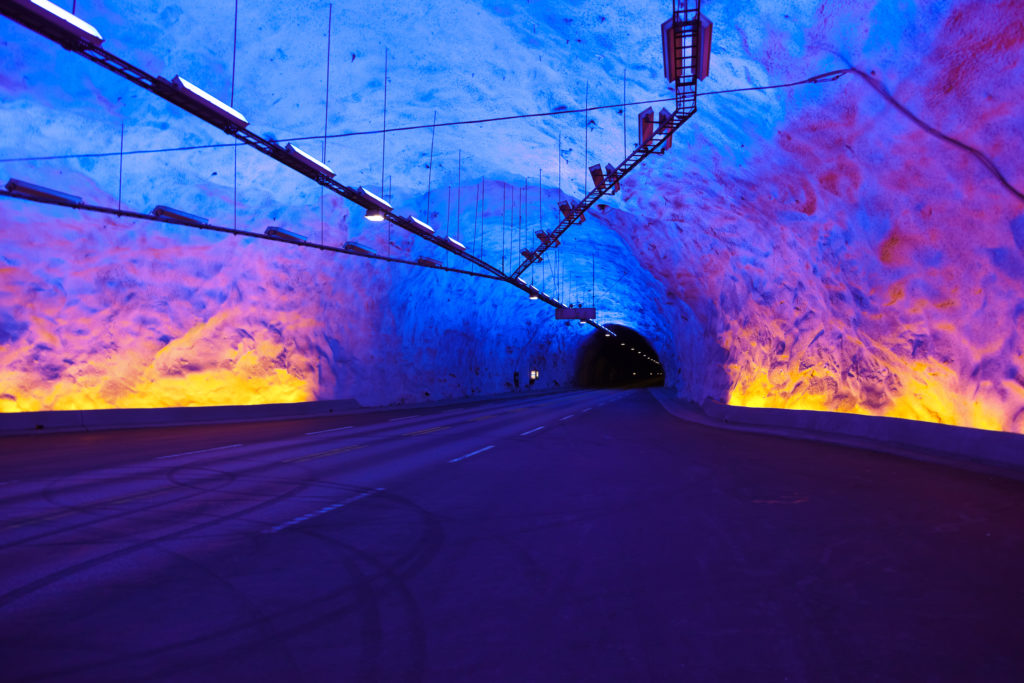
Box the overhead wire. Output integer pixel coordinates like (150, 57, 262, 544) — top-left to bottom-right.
(0, 70, 852, 165)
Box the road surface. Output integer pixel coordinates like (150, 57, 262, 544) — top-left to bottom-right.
(1, 389, 1022, 681)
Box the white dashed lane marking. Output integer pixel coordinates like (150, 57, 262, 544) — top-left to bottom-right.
(560, 414, 574, 421)
(156, 444, 243, 460)
(305, 426, 353, 435)
(520, 426, 545, 436)
(264, 489, 384, 534)
(450, 445, 494, 464)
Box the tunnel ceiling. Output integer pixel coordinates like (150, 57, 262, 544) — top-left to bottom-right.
(1, 1, 1022, 433)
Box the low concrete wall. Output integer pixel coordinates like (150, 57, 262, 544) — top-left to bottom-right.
(653, 390, 1024, 480)
(0, 399, 362, 435)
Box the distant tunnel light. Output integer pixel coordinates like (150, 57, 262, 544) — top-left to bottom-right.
(5, 178, 82, 206)
(152, 205, 207, 225)
(698, 15, 713, 81)
(285, 143, 334, 178)
(9, 0, 104, 46)
(343, 241, 375, 256)
(658, 108, 674, 151)
(416, 256, 442, 267)
(661, 18, 679, 82)
(588, 164, 605, 190)
(535, 230, 559, 246)
(530, 369, 539, 381)
(170, 76, 248, 129)
(264, 226, 306, 243)
(409, 215, 434, 234)
(638, 107, 654, 147)
(446, 235, 466, 251)
(604, 164, 620, 194)
(557, 199, 585, 224)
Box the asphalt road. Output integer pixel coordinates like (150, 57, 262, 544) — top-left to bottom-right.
(1, 389, 1022, 682)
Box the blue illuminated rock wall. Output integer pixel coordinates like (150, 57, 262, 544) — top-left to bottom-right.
(1, 0, 1022, 434)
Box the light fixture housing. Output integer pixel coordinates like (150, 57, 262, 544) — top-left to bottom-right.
(284, 143, 334, 178)
(5, 178, 82, 207)
(416, 256, 442, 267)
(6, 0, 104, 47)
(409, 215, 434, 234)
(343, 241, 375, 256)
(264, 226, 306, 244)
(356, 187, 391, 221)
(168, 75, 249, 129)
(152, 205, 208, 226)
(446, 236, 466, 251)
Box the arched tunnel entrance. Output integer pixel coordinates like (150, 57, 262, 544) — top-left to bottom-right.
(574, 324, 665, 388)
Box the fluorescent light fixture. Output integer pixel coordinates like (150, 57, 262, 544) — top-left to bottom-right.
(170, 76, 248, 129)
(152, 205, 207, 225)
(264, 226, 306, 243)
(9, 0, 104, 46)
(5, 178, 81, 206)
(357, 187, 391, 221)
(409, 215, 434, 234)
(446, 236, 466, 251)
(529, 293, 539, 300)
(285, 143, 334, 178)
(343, 241, 375, 256)
(357, 187, 392, 211)
(416, 256, 442, 267)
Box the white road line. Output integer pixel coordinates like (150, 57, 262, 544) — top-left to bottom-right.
(156, 443, 243, 460)
(560, 414, 575, 421)
(449, 445, 494, 464)
(582, 407, 592, 413)
(520, 426, 545, 436)
(264, 488, 384, 534)
(305, 425, 353, 435)
(388, 415, 419, 422)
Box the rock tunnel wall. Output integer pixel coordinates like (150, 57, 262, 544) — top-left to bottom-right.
(624, 0, 1024, 434)
(1, 0, 1023, 436)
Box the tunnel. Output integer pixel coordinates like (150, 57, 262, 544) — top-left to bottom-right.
(574, 324, 665, 388)
(2, 0, 1024, 680)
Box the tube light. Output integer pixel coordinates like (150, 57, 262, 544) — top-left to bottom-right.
(357, 187, 392, 212)
(8, 0, 104, 46)
(285, 143, 334, 178)
(264, 226, 306, 243)
(169, 76, 248, 129)
(5, 178, 81, 206)
(446, 236, 466, 251)
(152, 205, 207, 225)
(416, 256, 442, 267)
(343, 241, 375, 256)
(409, 216, 434, 234)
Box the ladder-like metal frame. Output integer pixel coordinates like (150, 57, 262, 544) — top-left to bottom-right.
(511, 0, 702, 281)
(0, 1, 704, 336)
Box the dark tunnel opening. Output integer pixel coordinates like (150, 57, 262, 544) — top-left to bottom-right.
(574, 324, 665, 388)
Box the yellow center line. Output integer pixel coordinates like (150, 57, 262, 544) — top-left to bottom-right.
(285, 444, 367, 464)
(404, 425, 450, 436)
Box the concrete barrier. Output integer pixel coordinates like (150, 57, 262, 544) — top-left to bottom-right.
(0, 399, 362, 435)
(652, 390, 1024, 481)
